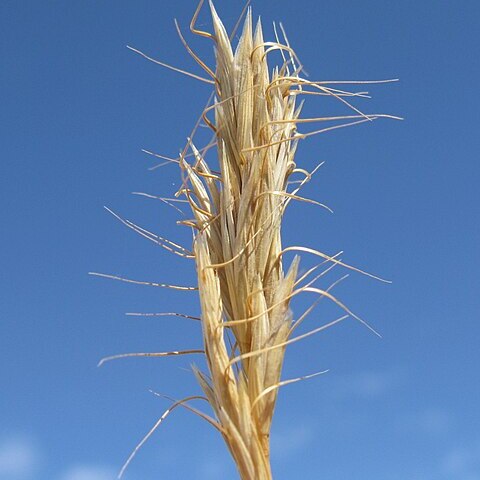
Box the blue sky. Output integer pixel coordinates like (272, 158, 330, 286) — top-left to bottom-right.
(1, 1, 479, 479)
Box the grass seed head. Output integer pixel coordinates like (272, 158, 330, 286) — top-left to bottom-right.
(99, 1, 398, 478)
(183, 5, 317, 479)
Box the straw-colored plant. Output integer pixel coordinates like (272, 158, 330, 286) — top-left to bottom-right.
(92, 1, 398, 479)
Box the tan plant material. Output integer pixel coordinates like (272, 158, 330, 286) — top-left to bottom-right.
(93, 1, 399, 478)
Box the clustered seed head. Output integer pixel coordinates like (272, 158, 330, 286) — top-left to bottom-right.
(96, 2, 398, 478)
(182, 5, 305, 479)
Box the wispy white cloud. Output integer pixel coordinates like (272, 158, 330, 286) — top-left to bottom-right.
(59, 465, 118, 480)
(331, 369, 403, 399)
(0, 435, 41, 479)
(441, 441, 480, 479)
(395, 407, 455, 437)
(271, 424, 314, 458)
(417, 408, 454, 435)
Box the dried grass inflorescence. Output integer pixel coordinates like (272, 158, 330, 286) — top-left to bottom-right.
(93, 1, 399, 478)
(190, 6, 304, 477)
